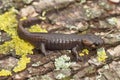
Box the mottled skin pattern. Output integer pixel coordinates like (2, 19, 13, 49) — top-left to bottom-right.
(17, 17, 104, 61)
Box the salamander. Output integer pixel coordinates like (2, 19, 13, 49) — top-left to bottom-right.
(17, 17, 104, 61)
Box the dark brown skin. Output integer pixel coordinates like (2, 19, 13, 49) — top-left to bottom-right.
(17, 17, 104, 61)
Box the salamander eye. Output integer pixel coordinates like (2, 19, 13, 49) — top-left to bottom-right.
(91, 43, 99, 48)
(94, 43, 101, 48)
(95, 43, 99, 46)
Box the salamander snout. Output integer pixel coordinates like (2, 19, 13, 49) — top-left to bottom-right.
(82, 34, 104, 49)
(91, 37, 104, 49)
(93, 41, 103, 48)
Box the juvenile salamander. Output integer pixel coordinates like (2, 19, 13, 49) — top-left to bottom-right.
(17, 17, 104, 61)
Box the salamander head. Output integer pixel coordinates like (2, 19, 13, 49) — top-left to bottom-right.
(82, 34, 104, 50)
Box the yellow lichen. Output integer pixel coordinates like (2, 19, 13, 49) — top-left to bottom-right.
(0, 8, 17, 36)
(20, 17, 27, 21)
(13, 36, 34, 56)
(0, 8, 34, 56)
(0, 8, 47, 76)
(29, 24, 47, 33)
(79, 53, 85, 56)
(0, 41, 14, 54)
(79, 49, 89, 56)
(97, 48, 108, 62)
(0, 8, 17, 54)
(13, 55, 30, 72)
(0, 69, 12, 76)
(0, 36, 34, 56)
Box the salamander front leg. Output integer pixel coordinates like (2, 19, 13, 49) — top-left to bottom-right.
(72, 46, 81, 61)
(40, 43, 48, 56)
(72, 45, 83, 61)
